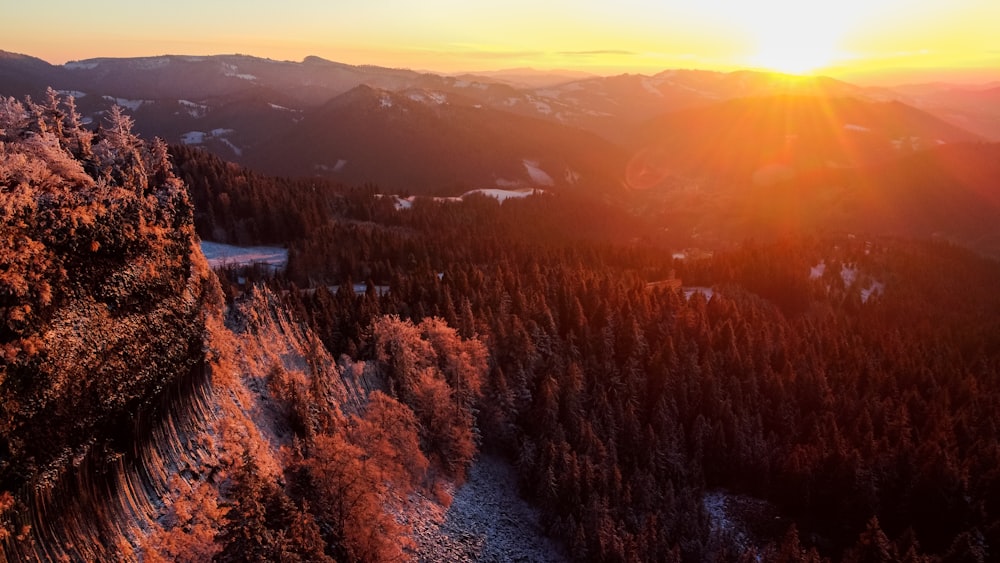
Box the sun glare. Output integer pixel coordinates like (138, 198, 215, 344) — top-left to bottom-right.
(751, 42, 836, 74)
(720, 0, 870, 75)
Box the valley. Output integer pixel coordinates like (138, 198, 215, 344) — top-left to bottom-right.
(2, 47, 1000, 562)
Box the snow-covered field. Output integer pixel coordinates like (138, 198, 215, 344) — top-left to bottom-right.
(199, 241, 287, 270)
(380, 188, 543, 210)
(409, 455, 568, 562)
(810, 261, 885, 303)
(684, 286, 715, 300)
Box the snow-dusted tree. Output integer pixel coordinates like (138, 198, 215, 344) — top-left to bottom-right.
(0, 97, 28, 141)
(93, 105, 147, 192)
(146, 137, 173, 186)
(61, 95, 92, 159)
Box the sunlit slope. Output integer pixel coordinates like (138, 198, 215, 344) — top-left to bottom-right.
(631, 95, 981, 189)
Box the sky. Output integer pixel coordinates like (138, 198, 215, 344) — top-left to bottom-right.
(4, 0, 999, 84)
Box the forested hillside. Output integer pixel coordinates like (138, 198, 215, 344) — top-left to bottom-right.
(3, 90, 1000, 562)
(181, 142, 1000, 560)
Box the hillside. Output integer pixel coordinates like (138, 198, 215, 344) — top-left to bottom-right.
(0, 92, 518, 561)
(631, 95, 981, 190)
(246, 85, 627, 194)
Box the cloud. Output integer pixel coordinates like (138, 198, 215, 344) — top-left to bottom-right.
(557, 49, 637, 57)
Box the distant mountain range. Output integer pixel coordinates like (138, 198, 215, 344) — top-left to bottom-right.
(3, 50, 1000, 256)
(2, 50, 997, 195)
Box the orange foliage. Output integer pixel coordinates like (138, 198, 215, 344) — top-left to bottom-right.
(304, 432, 414, 562)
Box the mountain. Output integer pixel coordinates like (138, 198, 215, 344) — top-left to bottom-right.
(0, 96, 216, 510)
(453, 67, 598, 88)
(2, 51, 992, 197)
(0, 50, 68, 96)
(886, 82, 1000, 141)
(245, 84, 628, 194)
(630, 95, 982, 190)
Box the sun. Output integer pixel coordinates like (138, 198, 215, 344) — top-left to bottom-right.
(751, 41, 837, 75)
(725, 1, 862, 75)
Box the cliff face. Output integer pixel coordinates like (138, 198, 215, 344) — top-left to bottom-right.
(0, 93, 219, 557)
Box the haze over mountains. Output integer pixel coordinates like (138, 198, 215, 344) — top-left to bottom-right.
(1, 50, 998, 193)
(4, 45, 1000, 562)
(4, 49, 1000, 256)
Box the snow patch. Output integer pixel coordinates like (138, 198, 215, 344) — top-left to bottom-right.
(861, 281, 885, 303)
(683, 287, 715, 300)
(57, 90, 86, 99)
(180, 131, 206, 145)
(221, 62, 257, 81)
(332, 159, 348, 172)
(102, 96, 146, 111)
(427, 92, 447, 104)
(410, 455, 568, 562)
(380, 95, 393, 108)
(179, 99, 208, 118)
(810, 261, 826, 280)
(531, 100, 553, 115)
(200, 241, 287, 271)
(523, 159, 555, 186)
(392, 196, 415, 210)
(268, 103, 299, 112)
(843, 123, 871, 132)
(463, 188, 541, 202)
(841, 264, 858, 286)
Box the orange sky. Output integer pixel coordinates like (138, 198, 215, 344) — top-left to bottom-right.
(3, 1, 999, 84)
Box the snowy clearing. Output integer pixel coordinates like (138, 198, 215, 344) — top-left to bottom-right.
(200, 241, 288, 270)
(410, 455, 567, 562)
(379, 189, 543, 211)
(532, 100, 553, 115)
(268, 103, 299, 112)
(463, 188, 540, 202)
(103, 96, 146, 111)
(861, 281, 885, 303)
(683, 287, 715, 300)
(703, 490, 785, 556)
(523, 159, 555, 186)
(810, 261, 826, 280)
(841, 264, 858, 286)
(178, 99, 208, 118)
(180, 131, 206, 145)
